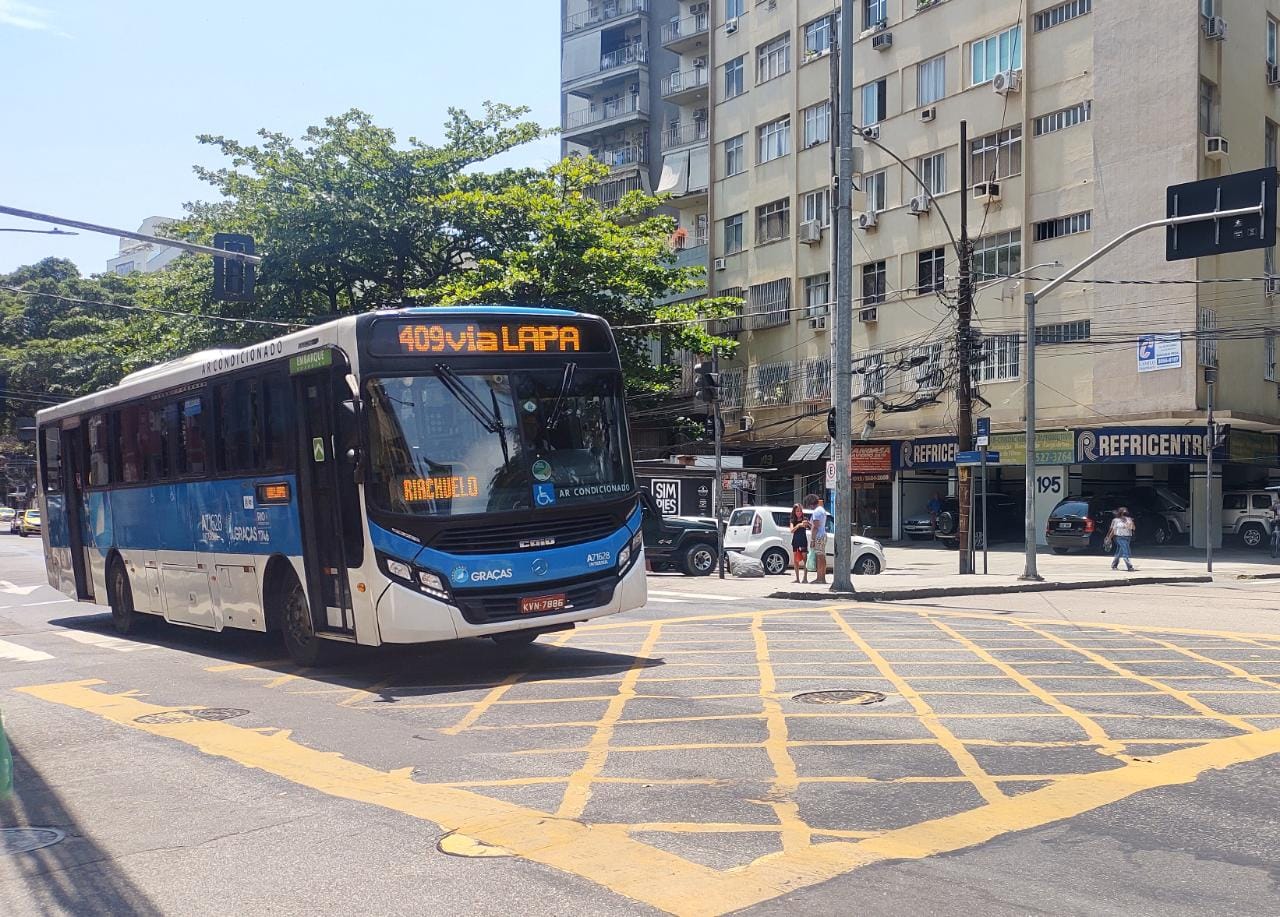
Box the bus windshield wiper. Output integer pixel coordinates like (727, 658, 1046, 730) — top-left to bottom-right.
(546, 362, 577, 430)
(432, 364, 502, 434)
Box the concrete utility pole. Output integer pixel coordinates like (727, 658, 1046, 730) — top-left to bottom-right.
(955, 120, 975, 575)
(1205, 365, 1217, 574)
(829, 0, 855, 594)
(0, 205, 262, 265)
(713, 347, 726, 580)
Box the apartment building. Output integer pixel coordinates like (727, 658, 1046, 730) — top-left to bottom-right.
(703, 0, 1280, 542)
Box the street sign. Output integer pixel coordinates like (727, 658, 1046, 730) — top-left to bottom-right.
(956, 450, 999, 466)
(976, 435, 989, 448)
(976, 417, 990, 438)
(1166, 167, 1276, 261)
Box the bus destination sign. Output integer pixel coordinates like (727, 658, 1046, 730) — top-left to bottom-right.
(370, 319, 608, 357)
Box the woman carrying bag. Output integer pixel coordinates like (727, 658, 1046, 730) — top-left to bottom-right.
(788, 504, 810, 584)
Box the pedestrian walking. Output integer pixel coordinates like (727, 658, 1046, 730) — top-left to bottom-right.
(788, 504, 810, 583)
(804, 494, 829, 585)
(1269, 494, 1280, 559)
(1108, 506, 1137, 572)
(927, 491, 944, 537)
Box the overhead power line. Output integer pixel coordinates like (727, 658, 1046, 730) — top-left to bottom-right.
(0, 286, 308, 329)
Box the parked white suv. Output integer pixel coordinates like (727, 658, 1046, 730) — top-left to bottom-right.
(1223, 490, 1280, 549)
(722, 506, 886, 575)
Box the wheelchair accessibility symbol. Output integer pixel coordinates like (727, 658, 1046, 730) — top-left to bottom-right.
(534, 483, 557, 507)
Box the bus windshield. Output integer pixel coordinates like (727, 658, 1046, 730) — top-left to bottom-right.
(365, 368, 633, 517)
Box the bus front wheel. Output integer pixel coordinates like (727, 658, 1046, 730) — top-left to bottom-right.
(278, 576, 339, 667)
(108, 559, 148, 636)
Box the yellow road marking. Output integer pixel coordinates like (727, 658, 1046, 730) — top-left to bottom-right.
(750, 615, 809, 851)
(20, 678, 1280, 917)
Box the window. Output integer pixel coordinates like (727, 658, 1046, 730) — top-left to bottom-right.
(215, 377, 261, 474)
(803, 101, 831, 147)
(974, 230, 1022, 281)
(1266, 334, 1277, 382)
(972, 334, 1020, 383)
(915, 343, 945, 390)
(1223, 493, 1247, 511)
(917, 247, 946, 294)
(724, 134, 746, 176)
(917, 55, 946, 108)
(726, 0, 744, 19)
(154, 402, 178, 481)
(864, 0, 886, 30)
(861, 261, 886, 306)
(88, 413, 111, 487)
(970, 127, 1022, 181)
(1200, 0, 1214, 19)
(1033, 0, 1091, 32)
(864, 169, 887, 212)
(1270, 17, 1278, 66)
(178, 397, 207, 476)
(41, 425, 63, 493)
(861, 78, 887, 126)
(801, 357, 831, 402)
(749, 279, 791, 329)
(858, 353, 885, 396)
(1036, 321, 1091, 344)
(1199, 78, 1219, 135)
(1266, 245, 1276, 278)
(1034, 101, 1092, 136)
(114, 261, 135, 276)
(758, 115, 790, 162)
(918, 151, 946, 196)
(723, 212, 745, 254)
(747, 361, 794, 407)
(724, 55, 745, 99)
(1034, 211, 1092, 241)
(802, 188, 830, 226)
(804, 14, 837, 57)
(757, 34, 790, 84)
(971, 25, 1022, 85)
(118, 404, 143, 484)
(756, 198, 790, 244)
(1254, 494, 1275, 510)
(1198, 308, 1218, 367)
(1267, 120, 1277, 169)
(804, 273, 830, 317)
(262, 374, 291, 471)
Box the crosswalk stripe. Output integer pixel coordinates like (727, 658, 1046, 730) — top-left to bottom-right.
(648, 590, 734, 602)
(0, 638, 54, 662)
(647, 598, 686, 604)
(55, 631, 152, 653)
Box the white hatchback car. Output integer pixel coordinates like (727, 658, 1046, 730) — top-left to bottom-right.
(723, 506, 886, 576)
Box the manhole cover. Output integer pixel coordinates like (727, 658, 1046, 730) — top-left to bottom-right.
(1, 828, 65, 855)
(792, 690, 886, 706)
(134, 708, 249, 725)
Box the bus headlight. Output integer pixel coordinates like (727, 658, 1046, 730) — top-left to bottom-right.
(417, 570, 449, 598)
(618, 545, 631, 568)
(386, 558, 412, 582)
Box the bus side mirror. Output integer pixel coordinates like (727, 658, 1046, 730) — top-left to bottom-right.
(337, 400, 363, 477)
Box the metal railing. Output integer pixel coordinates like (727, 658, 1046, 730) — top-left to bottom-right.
(596, 143, 647, 168)
(564, 88, 649, 131)
(600, 43, 648, 72)
(660, 66, 708, 97)
(660, 11, 709, 45)
(661, 120, 709, 149)
(564, 0, 647, 34)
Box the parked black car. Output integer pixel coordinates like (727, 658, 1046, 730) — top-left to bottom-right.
(1045, 495, 1159, 554)
(935, 493, 1025, 549)
(638, 491, 721, 576)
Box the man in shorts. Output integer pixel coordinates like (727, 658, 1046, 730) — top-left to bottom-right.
(804, 494, 829, 585)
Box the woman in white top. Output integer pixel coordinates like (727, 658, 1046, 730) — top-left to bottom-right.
(1109, 506, 1136, 572)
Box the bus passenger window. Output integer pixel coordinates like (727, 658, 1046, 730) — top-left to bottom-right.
(180, 398, 207, 476)
(41, 426, 62, 492)
(118, 405, 144, 484)
(145, 405, 172, 481)
(261, 375, 291, 470)
(87, 414, 111, 487)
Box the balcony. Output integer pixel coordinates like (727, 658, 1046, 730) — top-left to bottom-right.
(564, 0, 647, 34)
(562, 88, 650, 141)
(660, 66, 708, 104)
(562, 42, 649, 92)
(661, 120, 709, 151)
(595, 143, 647, 170)
(660, 11, 709, 52)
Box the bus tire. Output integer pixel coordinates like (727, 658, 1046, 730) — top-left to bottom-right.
(277, 573, 339, 667)
(107, 557, 148, 636)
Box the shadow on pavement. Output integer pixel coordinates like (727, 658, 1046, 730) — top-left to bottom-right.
(0, 745, 163, 916)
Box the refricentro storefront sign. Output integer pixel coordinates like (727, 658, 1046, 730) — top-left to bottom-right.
(1074, 427, 1226, 464)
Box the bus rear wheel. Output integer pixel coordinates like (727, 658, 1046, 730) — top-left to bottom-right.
(278, 576, 339, 667)
(108, 560, 148, 636)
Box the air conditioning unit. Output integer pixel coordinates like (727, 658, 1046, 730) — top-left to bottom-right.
(1269, 63, 1280, 86)
(725, 17, 739, 33)
(973, 181, 1001, 204)
(909, 194, 931, 216)
(992, 69, 1022, 95)
(858, 211, 878, 230)
(799, 220, 823, 244)
(1266, 275, 1280, 295)
(808, 316, 828, 332)
(858, 307, 878, 322)
(861, 124, 881, 140)
(1204, 15, 1227, 40)
(919, 106, 936, 122)
(860, 396, 877, 411)
(713, 257, 727, 270)
(739, 415, 754, 433)
(1205, 135, 1230, 160)
(694, 56, 708, 68)
(872, 31, 893, 51)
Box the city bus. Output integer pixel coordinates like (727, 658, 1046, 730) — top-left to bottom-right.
(35, 307, 647, 664)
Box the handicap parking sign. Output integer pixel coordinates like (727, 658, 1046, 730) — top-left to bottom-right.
(533, 483, 557, 507)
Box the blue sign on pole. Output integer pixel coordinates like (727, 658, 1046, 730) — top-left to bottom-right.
(976, 417, 990, 438)
(956, 451, 999, 466)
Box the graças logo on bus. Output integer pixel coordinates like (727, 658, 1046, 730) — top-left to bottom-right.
(451, 564, 515, 585)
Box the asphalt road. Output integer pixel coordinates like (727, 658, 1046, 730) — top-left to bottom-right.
(3, 534, 1280, 916)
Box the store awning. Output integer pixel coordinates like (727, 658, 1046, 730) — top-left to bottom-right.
(788, 442, 829, 462)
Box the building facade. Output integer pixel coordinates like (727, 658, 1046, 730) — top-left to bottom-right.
(105, 217, 183, 275)
(696, 0, 1280, 541)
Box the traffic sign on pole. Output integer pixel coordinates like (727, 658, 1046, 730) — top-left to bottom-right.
(956, 450, 998, 466)
(1166, 167, 1276, 261)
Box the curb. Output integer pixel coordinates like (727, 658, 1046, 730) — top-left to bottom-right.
(768, 575, 1214, 603)
(1235, 571, 1280, 580)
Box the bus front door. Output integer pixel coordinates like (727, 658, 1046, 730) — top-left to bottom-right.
(61, 424, 93, 601)
(294, 356, 356, 637)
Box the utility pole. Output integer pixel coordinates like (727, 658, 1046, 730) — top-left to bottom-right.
(829, 0, 855, 594)
(695, 355, 725, 578)
(1205, 365, 1217, 574)
(955, 120, 975, 575)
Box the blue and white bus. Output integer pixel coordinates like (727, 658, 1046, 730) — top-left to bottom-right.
(35, 307, 647, 663)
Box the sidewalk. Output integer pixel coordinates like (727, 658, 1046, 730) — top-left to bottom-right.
(647, 542, 1280, 602)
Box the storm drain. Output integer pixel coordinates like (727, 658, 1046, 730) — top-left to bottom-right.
(792, 690, 886, 706)
(1, 828, 65, 855)
(134, 708, 249, 725)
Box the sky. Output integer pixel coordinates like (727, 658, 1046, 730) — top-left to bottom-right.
(0, 0, 562, 274)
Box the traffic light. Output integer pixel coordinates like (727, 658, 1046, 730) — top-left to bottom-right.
(827, 407, 837, 439)
(213, 233, 256, 302)
(693, 362, 720, 403)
